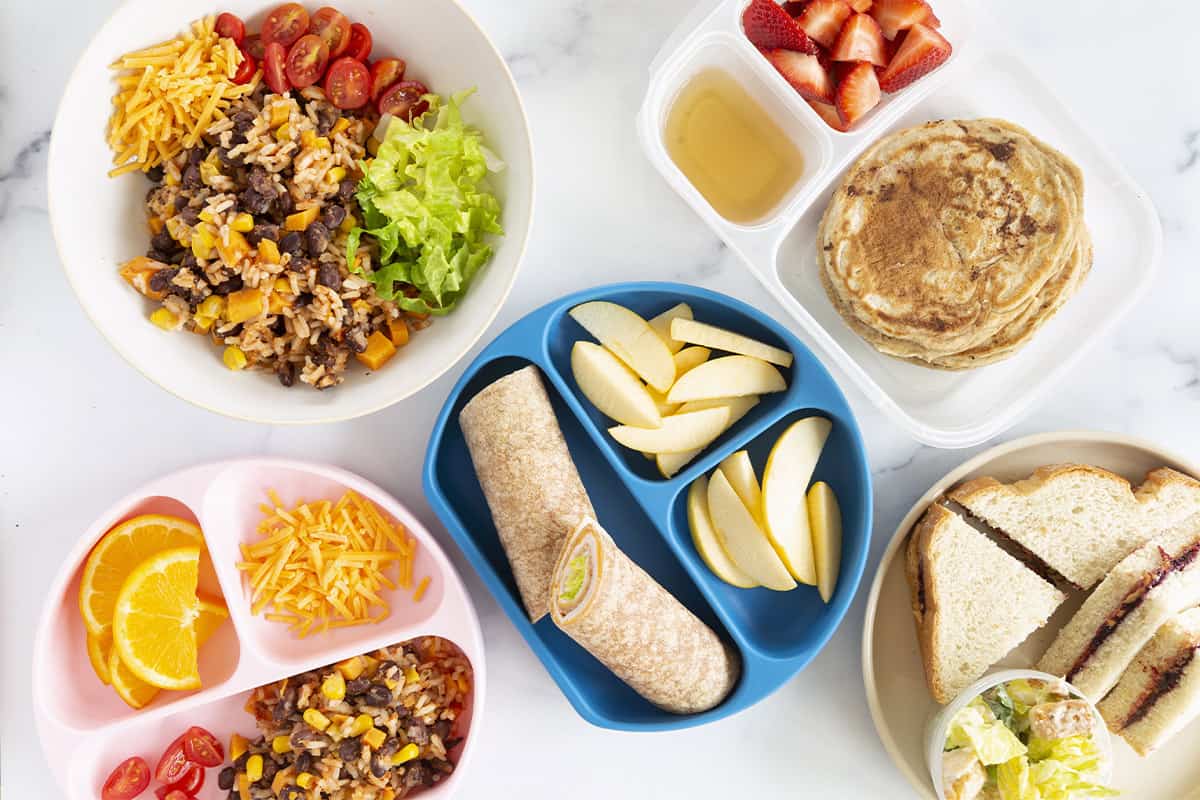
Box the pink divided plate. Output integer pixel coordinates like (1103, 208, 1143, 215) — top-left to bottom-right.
(32, 459, 484, 800)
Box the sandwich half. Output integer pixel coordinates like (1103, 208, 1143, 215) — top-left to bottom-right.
(906, 504, 1066, 704)
(1038, 515, 1200, 700)
(1097, 606, 1200, 756)
(949, 465, 1200, 589)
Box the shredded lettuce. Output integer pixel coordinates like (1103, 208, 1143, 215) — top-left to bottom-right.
(985, 684, 1021, 733)
(946, 698, 1028, 766)
(347, 89, 503, 315)
(560, 556, 587, 601)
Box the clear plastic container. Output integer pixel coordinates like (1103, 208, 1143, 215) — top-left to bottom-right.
(637, 0, 1162, 448)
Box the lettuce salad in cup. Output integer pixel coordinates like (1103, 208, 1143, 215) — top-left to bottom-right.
(928, 670, 1118, 800)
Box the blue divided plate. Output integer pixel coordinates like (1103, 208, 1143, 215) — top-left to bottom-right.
(423, 282, 873, 731)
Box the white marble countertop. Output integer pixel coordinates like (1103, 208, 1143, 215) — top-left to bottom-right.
(2, 0, 1198, 797)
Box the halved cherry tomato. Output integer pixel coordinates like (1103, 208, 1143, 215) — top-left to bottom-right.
(262, 3, 310, 48)
(155, 791, 195, 800)
(181, 726, 223, 767)
(369, 58, 406, 103)
(324, 57, 371, 110)
(153, 734, 191, 786)
(160, 764, 204, 796)
(101, 756, 151, 800)
(378, 80, 430, 121)
(285, 34, 329, 89)
(309, 7, 351, 58)
(243, 33, 266, 61)
(215, 12, 245, 45)
(232, 49, 257, 84)
(346, 22, 372, 61)
(263, 41, 292, 94)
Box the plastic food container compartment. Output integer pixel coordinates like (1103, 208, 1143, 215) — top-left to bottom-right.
(32, 459, 484, 800)
(637, 0, 1162, 448)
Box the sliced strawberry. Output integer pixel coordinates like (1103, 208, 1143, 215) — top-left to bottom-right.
(807, 99, 850, 132)
(782, 1, 808, 16)
(762, 48, 834, 103)
(878, 22, 951, 92)
(796, 0, 852, 48)
(922, 5, 941, 27)
(870, 0, 934, 39)
(743, 0, 819, 53)
(831, 12, 886, 65)
(834, 61, 880, 127)
(849, 0, 873, 10)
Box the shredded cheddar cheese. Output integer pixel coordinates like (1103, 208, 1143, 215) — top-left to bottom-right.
(237, 489, 426, 638)
(106, 16, 260, 177)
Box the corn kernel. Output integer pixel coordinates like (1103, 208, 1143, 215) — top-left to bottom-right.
(231, 212, 255, 232)
(303, 708, 331, 731)
(223, 345, 248, 371)
(258, 238, 281, 264)
(300, 129, 318, 148)
(360, 655, 380, 673)
(150, 308, 179, 330)
(352, 299, 371, 315)
(270, 768, 294, 796)
(216, 229, 250, 266)
(381, 791, 395, 800)
(296, 772, 315, 789)
(165, 216, 190, 245)
(340, 213, 357, 233)
(275, 123, 292, 142)
(164, 171, 179, 187)
(269, 102, 290, 127)
(328, 166, 346, 183)
(337, 656, 365, 681)
(230, 733, 250, 762)
(348, 713, 373, 737)
(332, 117, 351, 135)
(284, 207, 320, 231)
(148, 216, 164, 235)
(385, 678, 398, 690)
(392, 743, 420, 766)
(314, 136, 330, 150)
(198, 295, 225, 319)
(198, 209, 216, 223)
(367, 136, 380, 155)
(245, 754, 263, 782)
(362, 727, 386, 750)
(404, 666, 420, 685)
(193, 314, 215, 333)
(199, 160, 220, 184)
(272, 734, 292, 754)
(321, 672, 346, 701)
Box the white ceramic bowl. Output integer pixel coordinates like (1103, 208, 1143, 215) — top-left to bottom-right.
(925, 669, 1113, 800)
(48, 0, 533, 423)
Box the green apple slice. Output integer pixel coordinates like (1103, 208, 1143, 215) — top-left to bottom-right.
(608, 406, 730, 454)
(571, 341, 662, 428)
(665, 356, 786, 404)
(569, 301, 676, 392)
(761, 417, 832, 585)
(706, 470, 796, 591)
(670, 318, 794, 367)
(687, 475, 757, 588)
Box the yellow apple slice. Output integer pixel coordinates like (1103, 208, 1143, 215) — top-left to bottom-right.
(670, 318, 794, 367)
(673, 346, 711, 376)
(807, 481, 842, 603)
(571, 341, 662, 428)
(647, 385, 680, 417)
(648, 303, 693, 354)
(706, 470, 796, 591)
(656, 396, 761, 478)
(665, 356, 786, 404)
(569, 301, 676, 392)
(687, 475, 757, 588)
(718, 451, 762, 520)
(761, 417, 832, 585)
(609, 406, 730, 454)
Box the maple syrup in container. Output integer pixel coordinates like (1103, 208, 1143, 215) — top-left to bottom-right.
(663, 68, 806, 225)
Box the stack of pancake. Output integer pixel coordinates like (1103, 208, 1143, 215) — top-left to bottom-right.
(817, 118, 1090, 370)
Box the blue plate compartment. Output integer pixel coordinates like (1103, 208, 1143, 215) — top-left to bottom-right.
(423, 282, 873, 731)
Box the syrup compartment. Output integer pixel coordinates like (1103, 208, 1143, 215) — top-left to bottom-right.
(424, 355, 741, 730)
(543, 285, 794, 483)
(423, 281, 874, 730)
(33, 464, 243, 734)
(772, 50, 1163, 446)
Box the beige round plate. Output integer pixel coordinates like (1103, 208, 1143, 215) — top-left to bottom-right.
(862, 430, 1200, 799)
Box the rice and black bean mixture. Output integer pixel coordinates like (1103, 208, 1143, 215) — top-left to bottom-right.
(126, 83, 426, 390)
(220, 637, 470, 799)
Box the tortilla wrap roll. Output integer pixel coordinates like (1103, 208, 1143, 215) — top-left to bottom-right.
(459, 365, 597, 621)
(549, 518, 741, 714)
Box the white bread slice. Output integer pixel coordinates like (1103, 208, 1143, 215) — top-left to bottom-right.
(907, 504, 1066, 704)
(949, 466, 1200, 589)
(1038, 515, 1200, 701)
(1097, 606, 1200, 756)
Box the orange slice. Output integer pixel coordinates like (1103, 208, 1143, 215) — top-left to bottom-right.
(79, 514, 203, 637)
(195, 596, 230, 644)
(87, 631, 112, 685)
(109, 644, 159, 709)
(112, 546, 202, 690)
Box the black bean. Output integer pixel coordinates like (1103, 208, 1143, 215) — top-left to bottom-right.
(290, 728, 329, 750)
(338, 736, 362, 762)
(276, 360, 296, 387)
(239, 187, 273, 215)
(444, 737, 463, 751)
(174, 195, 190, 211)
(288, 256, 310, 274)
(186, 147, 206, 166)
(179, 205, 201, 225)
(259, 759, 278, 783)
(314, 105, 340, 135)
(403, 763, 431, 789)
(247, 223, 280, 245)
(338, 179, 357, 202)
(295, 291, 314, 307)
(180, 252, 199, 270)
(217, 147, 241, 169)
(344, 324, 368, 354)
(182, 164, 202, 189)
(378, 661, 401, 679)
(210, 275, 244, 296)
(311, 334, 338, 367)
(294, 751, 313, 773)
(274, 190, 294, 217)
(217, 767, 235, 791)
(320, 204, 347, 231)
(405, 721, 430, 745)
(233, 751, 250, 770)
(317, 261, 341, 289)
(370, 756, 390, 778)
(279, 787, 304, 800)
(146, 248, 171, 262)
(305, 221, 330, 257)
(151, 230, 179, 253)
(433, 719, 452, 740)
(346, 677, 371, 696)
(279, 231, 304, 256)
(166, 249, 187, 265)
(233, 110, 256, 132)
(146, 165, 164, 183)
(363, 683, 392, 706)
(148, 267, 179, 293)
(270, 316, 288, 336)
(248, 165, 274, 195)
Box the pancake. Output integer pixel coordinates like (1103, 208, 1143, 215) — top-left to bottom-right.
(818, 118, 1087, 364)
